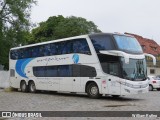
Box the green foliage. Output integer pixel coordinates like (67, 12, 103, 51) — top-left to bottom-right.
(0, 0, 36, 69)
(31, 15, 101, 44)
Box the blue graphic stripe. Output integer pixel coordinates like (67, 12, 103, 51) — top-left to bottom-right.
(15, 58, 34, 78)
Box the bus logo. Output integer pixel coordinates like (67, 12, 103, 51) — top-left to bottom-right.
(72, 54, 79, 64)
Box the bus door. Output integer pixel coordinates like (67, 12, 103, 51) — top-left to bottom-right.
(72, 77, 81, 92)
(106, 62, 121, 95)
(72, 65, 82, 92)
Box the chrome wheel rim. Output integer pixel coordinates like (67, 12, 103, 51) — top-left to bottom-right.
(90, 86, 98, 95)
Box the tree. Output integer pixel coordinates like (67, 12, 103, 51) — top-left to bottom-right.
(31, 15, 101, 43)
(0, 0, 36, 69)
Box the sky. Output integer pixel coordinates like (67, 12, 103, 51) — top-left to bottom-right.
(31, 0, 160, 44)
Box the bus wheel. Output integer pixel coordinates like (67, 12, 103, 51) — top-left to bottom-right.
(29, 81, 36, 93)
(87, 82, 100, 99)
(20, 81, 28, 92)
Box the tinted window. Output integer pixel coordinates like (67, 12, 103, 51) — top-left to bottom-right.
(72, 64, 96, 77)
(59, 65, 72, 77)
(80, 65, 97, 77)
(38, 45, 45, 57)
(32, 46, 39, 57)
(44, 44, 51, 56)
(61, 41, 72, 54)
(33, 66, 45, 77)
(10, 69, 15, 77)
(90, 35, 115, 52)
(10, 39, 91, 60)
(98, 54, 120, 76)
(56, 42, 63, 54)
(33, 65, 96, 77)
(101, 62, 108, 73)
(19, 49, 24, 59)
(72, 65, 80, 77)
(73, 39, 91, 54)
(108, 63, 119, 76)
(50, 43, 57, 55)
(23, 48, 31, 58)
(10, 50, 17, 60)
(46, 66, 58, 77)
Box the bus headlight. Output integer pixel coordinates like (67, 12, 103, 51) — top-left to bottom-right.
(120, 82, 148, 88)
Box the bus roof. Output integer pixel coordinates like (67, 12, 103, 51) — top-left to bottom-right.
(10, 33, 134, 50)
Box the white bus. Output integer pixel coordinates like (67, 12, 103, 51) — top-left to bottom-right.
(9, 33, 156, 98)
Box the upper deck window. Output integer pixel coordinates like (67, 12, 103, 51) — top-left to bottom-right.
(10, 38, 91, 60)
(90, 35, 115, 53)
(114, 35, 143, 54)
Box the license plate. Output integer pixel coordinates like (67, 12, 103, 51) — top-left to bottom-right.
(138, 90, 142, 94)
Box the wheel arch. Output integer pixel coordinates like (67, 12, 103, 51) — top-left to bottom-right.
(28, 80, 34, 85)
(20, 80, 27, 87)
(85, 81, 100, 93)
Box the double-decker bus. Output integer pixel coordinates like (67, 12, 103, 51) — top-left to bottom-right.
(9, 33, 156, 98)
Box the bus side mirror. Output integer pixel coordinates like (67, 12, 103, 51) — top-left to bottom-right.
(144, 53, 156, 66)
(99, 50, 129, 64)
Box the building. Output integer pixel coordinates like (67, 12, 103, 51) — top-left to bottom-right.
(125, 33, 160, 76)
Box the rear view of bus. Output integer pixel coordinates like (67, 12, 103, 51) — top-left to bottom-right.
(89, 33, 156, 97)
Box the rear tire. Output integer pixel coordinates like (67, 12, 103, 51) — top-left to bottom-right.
(29, 81, 36, 93)
(86, 82, 100, 99)
(149, 85, 153, 91)
(20, 81, 28, 92)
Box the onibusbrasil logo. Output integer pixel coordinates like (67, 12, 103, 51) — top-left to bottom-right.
(72, 54, 79, 64)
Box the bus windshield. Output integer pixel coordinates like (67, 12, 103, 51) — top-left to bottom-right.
(121, 58, 147, 81)
(114, 35, 143, 54)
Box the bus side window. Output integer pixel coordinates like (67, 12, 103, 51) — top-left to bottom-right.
(108, 63, 120, 76)
(72, 65, 80, 77)
(44, 44, 51, 56)
(46, 66, 58, 77)
(10, 50, 17, 60)
(50, 43, 57, 55)
(61, 41, 72, 54)
(73, 39, 91, 55)
(33, 66, 45, 77)
(101, 62, 108, 73)
(80, 65, 97, 77)
(59, 65, 72, 77)
(90, 35, 115, 53)
(32, 46, 39, 57)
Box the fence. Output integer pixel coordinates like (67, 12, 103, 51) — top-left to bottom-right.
(0, 71, 10, 88)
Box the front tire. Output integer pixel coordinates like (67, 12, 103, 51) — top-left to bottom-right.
(20, 81, 28, 92)
(29, 81, 36, 93)
(86, 82, 100, 99)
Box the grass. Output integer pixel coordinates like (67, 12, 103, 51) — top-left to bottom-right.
(4, 87, 17, 92)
